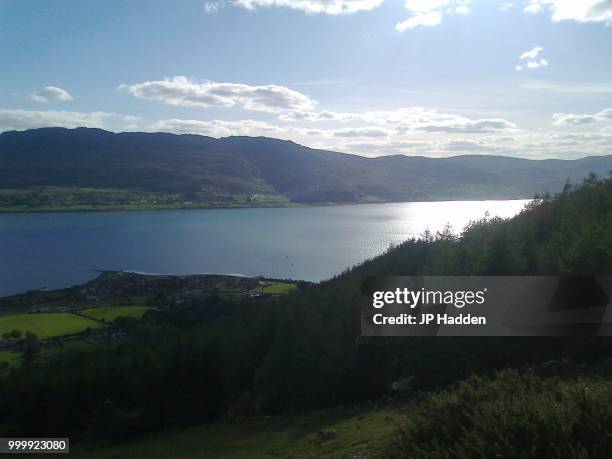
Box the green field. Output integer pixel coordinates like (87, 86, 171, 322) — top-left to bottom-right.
(0, 313, 102, 339)
(261, 282, 297, 294)
(80, 306, 154, 322)
(72, 404, 403, 459)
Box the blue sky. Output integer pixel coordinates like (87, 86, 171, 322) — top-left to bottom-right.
(1, 0, 612, 158)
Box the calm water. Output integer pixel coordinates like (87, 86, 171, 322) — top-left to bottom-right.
(0, 200, 529, 296)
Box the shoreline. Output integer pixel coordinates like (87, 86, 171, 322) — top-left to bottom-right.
(0, 270, 309, 302)
(0, 196, 534, 214)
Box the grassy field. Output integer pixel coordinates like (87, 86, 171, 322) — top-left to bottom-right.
(0, 313, 102, 339)
(71, 404, 405, 459)
(261, 282, 297, 294)
(0, 306, 152, 366)
(80, 306, 155, 322)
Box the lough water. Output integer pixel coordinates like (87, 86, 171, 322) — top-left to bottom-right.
(0, 200, 529, 296)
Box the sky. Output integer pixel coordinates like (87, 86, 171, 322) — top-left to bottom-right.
(1, 0, 612, 159)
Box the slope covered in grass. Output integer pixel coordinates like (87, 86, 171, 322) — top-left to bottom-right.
(80, 306, 154, 322)
(73, 404, 402, 459)
(0, 313, 102, 339)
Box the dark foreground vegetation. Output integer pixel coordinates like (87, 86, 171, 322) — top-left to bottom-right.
(0, 175, 610, 457)
(379, 370, 611, 459)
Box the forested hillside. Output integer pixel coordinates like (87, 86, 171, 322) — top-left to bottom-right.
(1, 127, 611, 209)
(0, 175, 610, 451)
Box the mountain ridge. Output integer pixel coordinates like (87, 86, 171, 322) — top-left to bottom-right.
(1, 127, 610, 209)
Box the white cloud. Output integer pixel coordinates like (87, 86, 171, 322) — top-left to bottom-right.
(29, 86, 74, 103)
(119, 76, 316, 113)
(455, 5, 470, 14)
(144, 113, 612, 159)
(149, 118, 286, 137)
(151, 118, 390, 140)
(233, 0, 384, 15)
(524, 0, 542, 13)
(519, 131, 612, 157)
(204, 2, 222, 13)
(598, 108, 612, 119)
(279, 110, 340, 122)
(403, 0, 453, 13)
(280, 107, 517, 134)
(0, 109, 135, 132)
(524, 0, 612, 24)
(396, 0, 470, 32)
(520, 46, 543, 60)
(527, 59, 548, 68)
(349, 130, 612, 159)
(516, 46, 549, 70)
(396, 11, 443, 31)
(552, 108, 612, 126)
(333, 127, 389, 138)
(419, 118, 517, 133)
(552, 113, 598, 126)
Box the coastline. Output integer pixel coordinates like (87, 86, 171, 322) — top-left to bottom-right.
(0, 270, 307, 311)
(0, 196, 534, 214)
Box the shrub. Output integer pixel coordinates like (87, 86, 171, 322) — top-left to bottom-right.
(379, 370, 612, 459)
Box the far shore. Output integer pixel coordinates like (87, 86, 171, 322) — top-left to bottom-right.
(0, 196, 534, 214)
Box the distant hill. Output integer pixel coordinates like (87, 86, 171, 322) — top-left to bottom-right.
(0, 127, 610, 208)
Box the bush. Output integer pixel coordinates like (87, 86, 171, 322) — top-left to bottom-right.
(379, 370, 612, 459)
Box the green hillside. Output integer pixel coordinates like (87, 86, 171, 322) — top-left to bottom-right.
(1, 128, 610, 211)
(72, 404, 402, 459)
(80, 306, 155, 322)
(0, 313, 101, 339)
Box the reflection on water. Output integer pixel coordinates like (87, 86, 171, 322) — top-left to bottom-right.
(0, 200, 530, 296)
